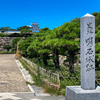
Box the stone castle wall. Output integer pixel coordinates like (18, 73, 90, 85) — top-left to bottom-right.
(0, 37, 15, 51)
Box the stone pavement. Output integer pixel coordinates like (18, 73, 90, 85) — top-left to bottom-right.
(0, 92, 65, 100)
(0, 54, 30, 92)
(0, 54, 65, 100)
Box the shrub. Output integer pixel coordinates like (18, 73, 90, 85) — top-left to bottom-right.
(0, 33, 8, 37)
(3, 45, 12, 51)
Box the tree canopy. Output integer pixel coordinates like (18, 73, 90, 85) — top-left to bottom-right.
(17, 26, 31, 31)
(3, 45, 12, 51)
(5, 11, 100, 72)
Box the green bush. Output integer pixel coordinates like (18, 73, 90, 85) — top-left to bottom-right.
(56, 91, 61, 95)
(0, 51, 15, 54)
(11, 48, 16, 52)
(0, 33, 8, 37)
(12, 37, 21, 51)
(0, 52, 2, 54)
(3, 45, 12, 51)
(62, 90, 65, 96)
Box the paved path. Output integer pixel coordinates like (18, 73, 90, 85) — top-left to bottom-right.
(0, 92, 65, 100)
(0, 54, 30, 92)
(0, 54, 65, 100)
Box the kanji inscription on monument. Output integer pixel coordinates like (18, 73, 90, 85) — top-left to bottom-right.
(81, 13, 95, 90)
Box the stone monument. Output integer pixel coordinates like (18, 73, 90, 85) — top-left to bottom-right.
(81, 13, 95, 90)
(65, 13, 100, 100)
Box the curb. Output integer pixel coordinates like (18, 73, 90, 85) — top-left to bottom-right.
(15, 59, 35, 93)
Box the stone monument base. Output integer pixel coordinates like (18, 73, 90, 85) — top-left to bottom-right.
(65, 86, 100, 100)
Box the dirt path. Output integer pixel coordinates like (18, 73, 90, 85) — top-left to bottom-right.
(0, 54, 30, 92)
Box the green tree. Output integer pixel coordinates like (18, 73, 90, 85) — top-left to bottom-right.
(0, 26, 10, 31)
(3, 45, 12, 51)
(0, 26, 16, 32)
(17, 26, 31, 30)
(43, 22, 80, 72)
(95, 30, 100, 69)
(31, 32, 51, 66)
(92, 12, 100, 28)
(27, 42, 38, 58)
(18, 37, 33, 57)
(0, 33, 8, 37)
(70, 17, 80, 24)
(21, 28, 32, 33)
(95, 25, 100, 33)
(60, 22, 80, 72)
(12, 37, 21, 52)
(39, 27, 50, 33)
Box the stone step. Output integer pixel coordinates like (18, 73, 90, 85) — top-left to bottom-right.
(34, 93, 50, 96)
(22, 71, 29, 75)
(26, 79, 34, 84)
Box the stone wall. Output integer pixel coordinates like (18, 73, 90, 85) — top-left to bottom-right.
(0, 37, 15, 51)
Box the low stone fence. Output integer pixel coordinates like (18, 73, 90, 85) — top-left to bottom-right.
(22, 56, 60, 85)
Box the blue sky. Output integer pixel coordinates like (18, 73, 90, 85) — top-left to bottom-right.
(0, 0, 100, 30)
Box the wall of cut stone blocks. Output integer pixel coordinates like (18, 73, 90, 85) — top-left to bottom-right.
(0, 37, 15, 51)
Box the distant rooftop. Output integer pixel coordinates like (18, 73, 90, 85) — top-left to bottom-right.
(32, 23, 39, 25)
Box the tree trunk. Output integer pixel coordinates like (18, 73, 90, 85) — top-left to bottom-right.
(43, 53, 48, 66)
(53, 49, 60, 69)
(25, 52, 27, 57)
(7, 49, 9, 51)
(69, 51, 74, 73)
